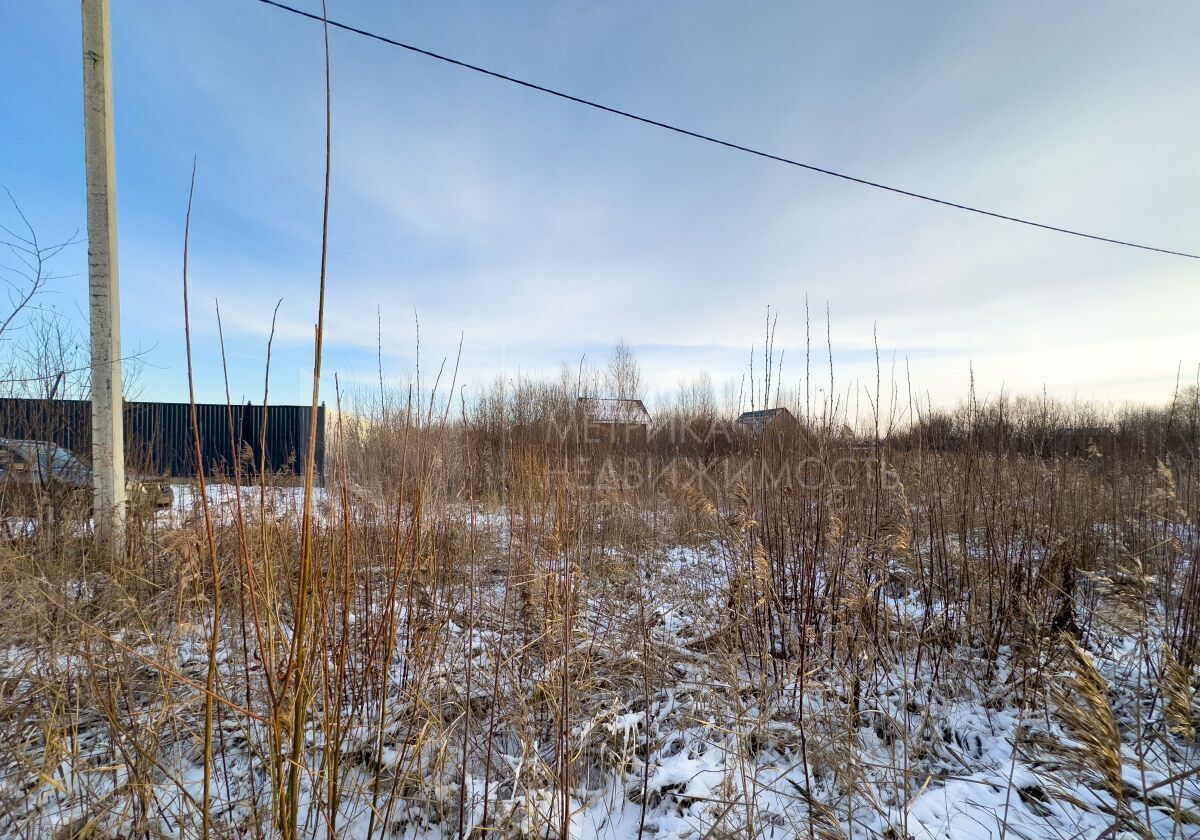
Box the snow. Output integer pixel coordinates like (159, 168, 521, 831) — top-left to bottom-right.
(2, 495, 1199, 838)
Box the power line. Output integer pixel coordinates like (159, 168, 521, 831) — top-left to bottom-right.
(253, 0, 1198, 260)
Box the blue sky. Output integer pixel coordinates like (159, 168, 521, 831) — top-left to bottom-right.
(3, 1, 1198, 412)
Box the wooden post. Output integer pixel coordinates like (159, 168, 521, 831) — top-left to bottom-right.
(82, 0, 126, 553)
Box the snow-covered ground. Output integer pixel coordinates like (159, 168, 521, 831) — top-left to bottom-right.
(1, 496, 1198, 838)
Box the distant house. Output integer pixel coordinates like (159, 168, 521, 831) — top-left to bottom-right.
(576, 397, 651, 446)
(737, 407, 797, 435)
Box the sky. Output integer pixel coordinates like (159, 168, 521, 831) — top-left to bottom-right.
(2, 1, 1198, 415)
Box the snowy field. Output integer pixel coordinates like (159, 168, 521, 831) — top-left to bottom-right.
(1, 479, 1199, 839)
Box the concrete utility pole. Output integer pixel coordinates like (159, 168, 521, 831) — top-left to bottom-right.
(82, 0, 126, 552)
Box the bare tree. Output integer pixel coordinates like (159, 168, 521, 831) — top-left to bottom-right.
(604, 338, 642, 401)
(673, 371, 716, 417)
(0, 190, 84, 398)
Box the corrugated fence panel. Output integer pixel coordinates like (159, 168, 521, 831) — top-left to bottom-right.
(0, 398, 324, 483)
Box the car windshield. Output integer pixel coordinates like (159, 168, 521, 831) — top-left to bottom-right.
(40, 446, 83, 474)
(4, 441, 89, 482)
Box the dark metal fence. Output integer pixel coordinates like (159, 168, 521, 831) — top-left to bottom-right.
(0, 398, 324, 482)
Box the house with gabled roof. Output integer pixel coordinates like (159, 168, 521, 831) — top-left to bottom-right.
(576, 397, 651, 446)
(736, 407, 797, 434)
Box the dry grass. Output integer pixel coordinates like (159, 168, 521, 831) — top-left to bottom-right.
(0, 382, 1197, 838)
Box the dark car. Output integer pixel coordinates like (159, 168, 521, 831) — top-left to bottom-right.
(0, 438, 173, 518)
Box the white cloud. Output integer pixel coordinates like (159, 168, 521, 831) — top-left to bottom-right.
(20, 0, 1198, 406)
